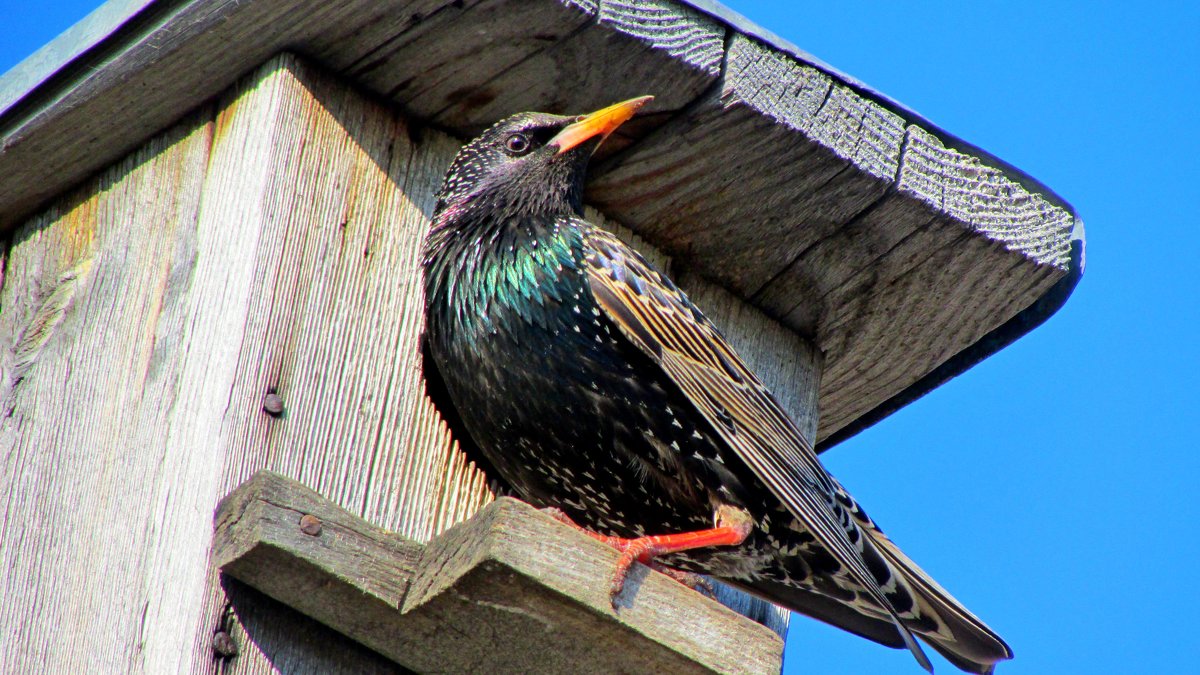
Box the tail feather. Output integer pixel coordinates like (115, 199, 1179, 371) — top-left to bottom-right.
(724, 576, 906, 647)
(726, 534, 1012, 675)
(870, 529, 1013, 673)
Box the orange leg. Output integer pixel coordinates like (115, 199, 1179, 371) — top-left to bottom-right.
(540, 506, 751, 602)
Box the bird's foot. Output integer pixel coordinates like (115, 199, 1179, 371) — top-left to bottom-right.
(606, 526, 749, 602)
(539, 505, 749, 605)
(647, 564, 716, 599)
(539, 506, 624, 547)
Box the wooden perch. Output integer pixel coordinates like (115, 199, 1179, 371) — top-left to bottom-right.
(214, 471, 784, 675)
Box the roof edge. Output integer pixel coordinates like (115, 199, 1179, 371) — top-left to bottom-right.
(818, 217, 1085, 451)
(0, 0, 158, 114)
(0, 0, 1085, 450)
(678, 0, 1078, 217)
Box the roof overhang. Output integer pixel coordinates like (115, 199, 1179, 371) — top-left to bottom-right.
(0, 0, 1083, 449)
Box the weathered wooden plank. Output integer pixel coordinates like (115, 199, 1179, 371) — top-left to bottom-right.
(213, 472, 422, 649)
(174, 55, 493, 675)
(216, 578, 411, 674)
(409, 498, 783, 675)
(600, 0, 726, 71)
(0, 108, 215, 675)
(770, 122, 1073, 438)
(589, 33, 906, 301)
(214, 471, 785, 675)
(815, 228, 1060, 435)
(444, 0, 724, 125)
(899, 124, 1074, 268)
(341, 0, 597, 124)
(0, 0, 455, 231)
(193, 56, 486, 539)
(0, 54, 481, 675)
(342, 0, 721, 131)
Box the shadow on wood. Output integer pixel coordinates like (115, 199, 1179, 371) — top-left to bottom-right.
(214, 470, 784, 675)
(219, 577, 408, 674)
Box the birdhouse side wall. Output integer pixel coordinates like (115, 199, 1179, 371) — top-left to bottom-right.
(0, 54, 815, 672)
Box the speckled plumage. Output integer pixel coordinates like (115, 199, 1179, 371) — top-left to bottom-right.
(422, 105, 1012, 674)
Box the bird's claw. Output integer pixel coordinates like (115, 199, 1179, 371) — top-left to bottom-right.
(541, 505, 732, 606)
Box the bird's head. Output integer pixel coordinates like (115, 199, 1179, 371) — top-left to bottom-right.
(434, 96, 652, 223)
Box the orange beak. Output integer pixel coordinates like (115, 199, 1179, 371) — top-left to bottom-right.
(549, 96, 654, 154)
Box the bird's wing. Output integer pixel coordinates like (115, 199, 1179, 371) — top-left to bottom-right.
(582, 227, 933, 673)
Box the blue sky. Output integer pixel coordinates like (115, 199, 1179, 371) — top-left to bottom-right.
(2, 1, 1196, 673)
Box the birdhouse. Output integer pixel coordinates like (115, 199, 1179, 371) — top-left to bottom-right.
(0, 1, 1082, 673)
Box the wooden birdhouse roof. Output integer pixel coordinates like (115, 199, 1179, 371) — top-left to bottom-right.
(0, 0, 1083, 448)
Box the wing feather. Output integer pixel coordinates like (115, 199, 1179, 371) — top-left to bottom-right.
(583, 227, 933, 672)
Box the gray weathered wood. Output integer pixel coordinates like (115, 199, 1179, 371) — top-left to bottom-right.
(215, 471, 785, 675)
(600, 0, 726, 72)
(341, 0, 599, 125)
(213, 472, 422, 648)
(341, 0, 722, 132)
(591, 34, 905, 300)
(0, 54, 484, 674)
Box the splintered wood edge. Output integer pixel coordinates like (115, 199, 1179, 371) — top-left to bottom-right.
(213, 471, 784, 675)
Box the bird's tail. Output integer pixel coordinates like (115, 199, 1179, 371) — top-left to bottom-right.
(869, 527, 1013, 674)
(727, 535, 1012, 674)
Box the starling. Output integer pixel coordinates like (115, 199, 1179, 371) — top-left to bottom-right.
(422, 97, 1013, 674)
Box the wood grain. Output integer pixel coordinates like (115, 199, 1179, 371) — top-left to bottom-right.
(589, 34, 906, 300)
(899, 124, 1074, 268)
(214, 471, 785, 675)
(0, 54, 483, 675)
(342, 0, 722, 131)
(341, 0, 598, 126)
(600, 0, 726, 73)
(176, 55, 494, 675)
(0, 107, 215, 675)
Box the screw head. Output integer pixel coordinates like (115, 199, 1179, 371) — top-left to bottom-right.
(299, 514, 323, 536)
(263, 391, 285, 416)
(212, 630, 238, 658)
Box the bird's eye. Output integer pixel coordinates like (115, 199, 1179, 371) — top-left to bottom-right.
(504, 133, 531, 155)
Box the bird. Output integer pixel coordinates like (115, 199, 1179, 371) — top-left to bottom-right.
(421, 96, 1013, 674)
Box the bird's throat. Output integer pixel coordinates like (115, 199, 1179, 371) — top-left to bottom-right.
(425, 213, 585, 343)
